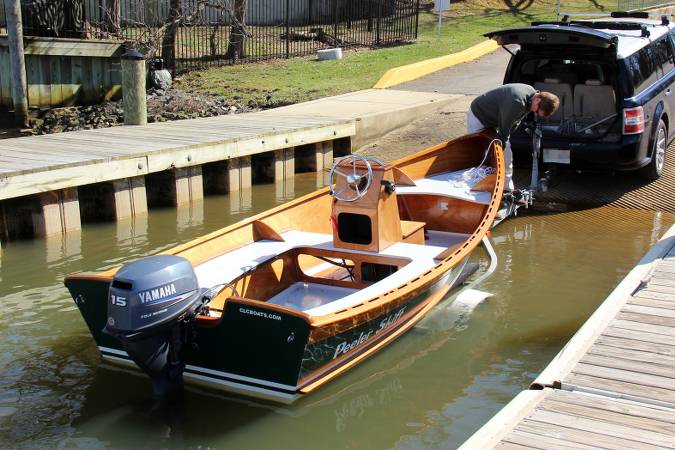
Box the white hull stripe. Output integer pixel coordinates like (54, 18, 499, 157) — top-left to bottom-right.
(98, 347, 298, 395)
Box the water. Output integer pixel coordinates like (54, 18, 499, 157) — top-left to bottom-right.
(0, 173, 672, 450)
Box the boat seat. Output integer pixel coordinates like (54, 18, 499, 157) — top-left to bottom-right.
(534, 79, 573, 122)
(400, 220, 426, 244)
(193, 230, 332, 288)
(573, 79, 616, 123)
(395, 170, 492, 205)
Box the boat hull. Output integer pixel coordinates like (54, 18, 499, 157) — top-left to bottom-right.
(69, 258, 468, 403)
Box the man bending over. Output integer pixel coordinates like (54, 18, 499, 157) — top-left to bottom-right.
(467, 84, 559, 191)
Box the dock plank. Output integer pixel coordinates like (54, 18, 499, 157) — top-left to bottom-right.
(579, 354, 675, 379)
(548, 389, 675, 423)
(539, 399, 675, 435)
(503, 430, 599, 450)
(633, 290, 675, 302)
(528, 408, 675, 447)
(630, 297, 675, 310)
(572, 362, 675, 391)
(565, 373, 675, 405)
(640, 284, 675, 294)
(516, 417, 666, 449)
(622, 304, 675, 318)
(610, 319, 675, 337)
(602, 326, 675, 346)
(595, 334, 675, 355)
(615, 311, 675, 328)
(587, 344, 675, 366)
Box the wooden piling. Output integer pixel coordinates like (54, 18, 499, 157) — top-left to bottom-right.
(228, 156, 252, 192)
(121, 49, 147, 126)
(112, 176, 148, 219)
(32, 188, 81, 237)
(274, 148, 295, 182)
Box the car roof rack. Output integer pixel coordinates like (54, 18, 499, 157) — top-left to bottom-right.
(531, 20, 645, 31)
(554, 10, 670, 24)
(571, 21, 651, 35)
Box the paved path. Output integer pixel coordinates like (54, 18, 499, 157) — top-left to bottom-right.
(389, 47, 510, 95)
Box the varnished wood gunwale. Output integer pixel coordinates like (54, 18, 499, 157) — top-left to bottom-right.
(298, 267, 460, 393)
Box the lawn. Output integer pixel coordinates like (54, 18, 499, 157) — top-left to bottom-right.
(175, 0, 616, 108)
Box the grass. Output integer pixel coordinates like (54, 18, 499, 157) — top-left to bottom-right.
(175, 0, 616, 108)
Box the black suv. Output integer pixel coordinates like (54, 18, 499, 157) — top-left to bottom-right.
(486, 12, 673, 179)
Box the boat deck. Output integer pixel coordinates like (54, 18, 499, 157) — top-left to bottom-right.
(459, 224, 675, 449)
(192, 166, 494, 316)
(194, 229, 470, 316)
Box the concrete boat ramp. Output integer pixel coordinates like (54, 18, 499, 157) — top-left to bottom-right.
(0, 89, 456, 239)
(460, 224, 675, 449)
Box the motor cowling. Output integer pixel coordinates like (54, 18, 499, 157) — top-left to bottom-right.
(104, 255, 207, 400)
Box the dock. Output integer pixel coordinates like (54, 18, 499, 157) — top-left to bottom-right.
(0, 89, 457, 240)
(459, 223, 675, 449)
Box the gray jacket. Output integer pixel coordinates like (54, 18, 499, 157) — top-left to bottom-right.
(470, 84, 536, 141)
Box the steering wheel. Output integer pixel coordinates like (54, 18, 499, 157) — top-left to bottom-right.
(328, 155, 384, 202)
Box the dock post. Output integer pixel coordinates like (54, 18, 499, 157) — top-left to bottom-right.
(32, 188, 81, 237)
(175, 166, 204, 205)
(315, 141, 333, 171)
(113, 177, 148, 219)
(146, 167, 203, 207)
(274, 148, 295, 182)
(295, 141, 334, 173)
(228, 156, 252, 192)
(333, 137, 352, 157)
(121, 49, 147, 126)
(202, 161, 229, 194)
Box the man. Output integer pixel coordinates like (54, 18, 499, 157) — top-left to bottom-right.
(466, 84, 560, 190)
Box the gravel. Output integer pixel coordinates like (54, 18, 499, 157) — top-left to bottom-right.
(30, 88, 258, 135)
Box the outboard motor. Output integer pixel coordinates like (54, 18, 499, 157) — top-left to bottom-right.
(104, 255, 207, 401)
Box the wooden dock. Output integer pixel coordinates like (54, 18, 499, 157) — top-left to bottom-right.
(0, 89, 457, 240)
(459, 223, 675, 449)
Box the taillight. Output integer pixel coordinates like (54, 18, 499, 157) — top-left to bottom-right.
(623, 106, 645, 134)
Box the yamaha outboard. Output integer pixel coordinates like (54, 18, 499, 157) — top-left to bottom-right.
(104, 255, 207, 400)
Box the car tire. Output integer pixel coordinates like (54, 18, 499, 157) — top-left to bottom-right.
(640, 119, 667, 180)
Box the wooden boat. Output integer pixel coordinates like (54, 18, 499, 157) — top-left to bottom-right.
(64, 132, 505, 403)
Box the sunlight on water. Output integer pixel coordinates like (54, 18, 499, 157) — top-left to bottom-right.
(0, 173, 672, 449)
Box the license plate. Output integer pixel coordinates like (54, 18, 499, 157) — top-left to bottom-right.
(543, 149, 570, 164)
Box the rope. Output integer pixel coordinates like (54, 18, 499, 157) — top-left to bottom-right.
(447, 139, 501, 187)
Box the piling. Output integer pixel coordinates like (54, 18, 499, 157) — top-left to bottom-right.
(121, 49, 147, 126)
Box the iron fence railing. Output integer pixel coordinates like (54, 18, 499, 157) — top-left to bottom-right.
(617, 0, 675, 10)
(9, 0, 419, 73)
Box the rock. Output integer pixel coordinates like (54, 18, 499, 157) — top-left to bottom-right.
(150, 69, 172, 90)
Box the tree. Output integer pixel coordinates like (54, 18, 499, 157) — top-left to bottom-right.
(161, 0, 181, 71)
(102, 0, 121, 35)
(225, 0, 247, 61)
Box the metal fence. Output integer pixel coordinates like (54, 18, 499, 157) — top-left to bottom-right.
(616, 0, 675, 10)
(11, 0, 420, 74)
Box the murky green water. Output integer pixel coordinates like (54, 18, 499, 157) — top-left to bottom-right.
(0, 172, 672, 450)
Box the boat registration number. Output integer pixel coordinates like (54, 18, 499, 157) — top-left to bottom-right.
(543, 149, 570, 164)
